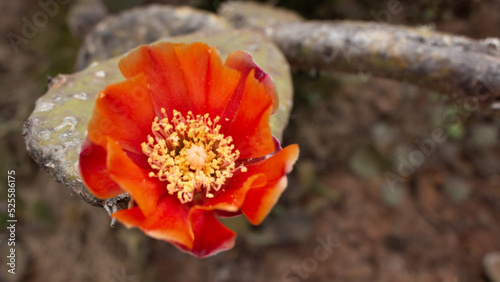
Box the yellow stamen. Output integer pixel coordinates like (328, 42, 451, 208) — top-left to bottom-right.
(141, 109, 246, 204)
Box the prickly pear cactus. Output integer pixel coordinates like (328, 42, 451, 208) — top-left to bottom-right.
(23, 29, 293, 206)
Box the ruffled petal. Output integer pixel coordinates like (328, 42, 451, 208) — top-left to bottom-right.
(222, 50, 279, 119)
(119, 42, 242, 119)
(119, 45, 151, 79)
(174, 208, 236, 258)
(78, 137, 123, 199)
(241, 144, 299, 224)
(111, 206, 145, 228)
(112, 195, 193, 249)
(206, 48, 241, 118)
(201, 173, 266, 212)
(215, 51, 281, 159)
(118, 43, 190, 116)
(123, 149, 150, 170)
(199, 144, 299, 223)
(87, 73, 155, 154)
(106, 137, 165, 216)
(173, 43, 210, 115)
(224, 70, 276, 159)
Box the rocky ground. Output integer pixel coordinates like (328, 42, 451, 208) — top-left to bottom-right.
(1, 0, 500, 281)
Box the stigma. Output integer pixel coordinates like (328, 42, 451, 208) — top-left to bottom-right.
(141, 109, 246, 203)
(186, 145, 207, 169)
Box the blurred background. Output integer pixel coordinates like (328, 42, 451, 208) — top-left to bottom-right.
(1, 0, 500, 281)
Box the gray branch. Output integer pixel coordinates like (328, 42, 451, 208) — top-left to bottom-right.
(265, 21, 500, 102)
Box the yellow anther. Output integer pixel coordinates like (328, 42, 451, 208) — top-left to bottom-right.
(141, 109, 246, 204)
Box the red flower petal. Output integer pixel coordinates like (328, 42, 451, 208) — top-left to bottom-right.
(206, 49, 241, 118)
(174, 207, 236, 258)
(123, 149, 151, 170)
(111, 206, 145, 227)
(174, 43, 209, 115)
(119, 42, 242, 119)
(105, 137, 165, 216)
(118, 45, 150, 79)
(112, 195, 193, 249)
(241, 144, 299, 224)
(222, 50, 279, 118)
(79, 137, 123, 199)
(200, 144, 299, 224)
(119, 43, 191, 116)
(87, 73, 155, 154)
(201, 174, 266, 212)
(224, 70, 276, 159)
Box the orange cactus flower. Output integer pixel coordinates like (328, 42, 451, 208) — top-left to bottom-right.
(79, 42, 299, 258)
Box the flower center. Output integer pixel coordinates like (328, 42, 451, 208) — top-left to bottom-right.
(185, 145, 207, 169)
(141, 109, 246, 203)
